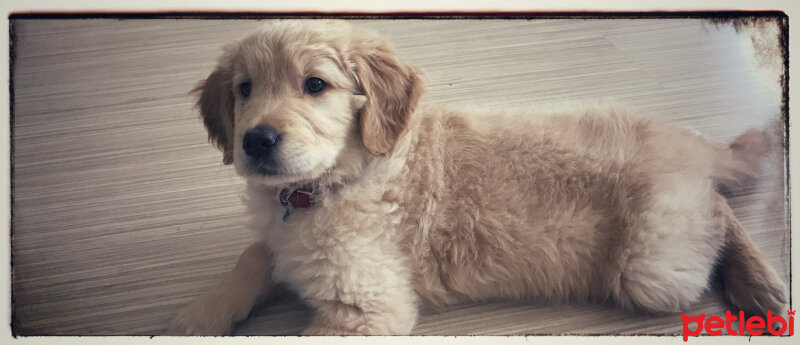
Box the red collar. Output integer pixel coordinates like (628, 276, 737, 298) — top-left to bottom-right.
(279, 187, 314, 221)
(279, 187, 314, 208)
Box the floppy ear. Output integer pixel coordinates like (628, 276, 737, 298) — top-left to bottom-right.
(192, 65, 235, 165)
(350, 34, 426, 157)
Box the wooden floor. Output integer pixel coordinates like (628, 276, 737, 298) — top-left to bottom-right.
(10, 18, 789, 336)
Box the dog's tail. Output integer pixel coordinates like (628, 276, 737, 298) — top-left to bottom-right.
(711, 129, 770, 188)
(714, 193, 786, 316)
(712, 129, 786, 316)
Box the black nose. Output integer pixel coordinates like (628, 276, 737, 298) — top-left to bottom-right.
(243, 126, 280, 159)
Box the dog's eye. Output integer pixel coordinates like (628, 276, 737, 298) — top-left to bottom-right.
(239, 81, 252, 98)
(304, 77, 327, 95)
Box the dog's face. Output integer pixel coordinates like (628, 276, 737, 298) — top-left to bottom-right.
(194, 20, 425, 185)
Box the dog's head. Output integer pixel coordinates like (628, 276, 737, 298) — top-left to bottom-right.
(193, 20, 425, 185)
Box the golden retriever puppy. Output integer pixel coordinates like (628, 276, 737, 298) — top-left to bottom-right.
(169, 20, 786, 335)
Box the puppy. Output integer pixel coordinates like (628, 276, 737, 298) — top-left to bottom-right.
(169, 20, 787, 335)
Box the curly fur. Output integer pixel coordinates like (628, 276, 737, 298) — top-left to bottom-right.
(169, 20, 787, 335)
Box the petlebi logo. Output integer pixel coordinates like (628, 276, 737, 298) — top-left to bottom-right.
(681, 310, 795, 341)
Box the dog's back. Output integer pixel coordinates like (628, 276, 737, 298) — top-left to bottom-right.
(396, 105, 785, 316)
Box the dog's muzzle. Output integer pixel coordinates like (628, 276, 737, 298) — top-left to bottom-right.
(243, 126, 282, 174)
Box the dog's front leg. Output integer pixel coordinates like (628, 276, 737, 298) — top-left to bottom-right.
(302, 296, 418, 336)
(298, 254, 419, 336)
(168, 241, 274, 335)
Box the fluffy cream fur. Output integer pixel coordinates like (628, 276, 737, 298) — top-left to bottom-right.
(169, 20, 787, 335)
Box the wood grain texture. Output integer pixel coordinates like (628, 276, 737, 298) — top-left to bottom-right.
(10, 18, 789, 336)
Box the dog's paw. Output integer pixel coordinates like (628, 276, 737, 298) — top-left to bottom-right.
(302, 321, 385, 336)
(166, 296, 235, 336)
(302, 325, 355, 336)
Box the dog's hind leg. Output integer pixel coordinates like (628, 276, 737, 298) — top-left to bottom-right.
(168, 241, 275, 335)
(612, 176, 727, 314)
